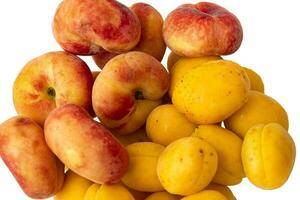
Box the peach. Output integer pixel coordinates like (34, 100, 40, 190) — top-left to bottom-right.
(92, 3, 166, 69)
(93, 50, 120, 69)
(92, 71, 101, 82)
(92, 51, 169, 135)
(44, 104, 129, 184)
(163, 2, 243, 57)
(0, 116, 64, 199)
(13, 51, 93, 125)
(130, 3, 166, 61)
(53, 0, 141, 55)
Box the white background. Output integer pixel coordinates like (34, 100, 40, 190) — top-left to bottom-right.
(0, 0, 299, 199)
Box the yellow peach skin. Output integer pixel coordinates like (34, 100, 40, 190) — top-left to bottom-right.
(206, 183, 236, 200)
(192, 125, 245, 185)
(84, 184, 101, 200)
(225, 91, 289, 138)
(55, 170, 93, 200)
(172, 60, 250, 124)
(45, 104, 129, 184)
(92, 51, 169, 135)
(13, 51, 93, 125)
(95, 183, 134, 200)
(53, 0, 141, 55)
(169, 56, 221, 96)
(243, 67, 264, 93)
(145, 192, 181, 200)
(146, 104, 196, 145)
(242, 123, 296, 189)
(181, 190, 227, 200)
(0, 116, 64, 199)
(122, 142, 165, 192)
(157, 137, 218, 195)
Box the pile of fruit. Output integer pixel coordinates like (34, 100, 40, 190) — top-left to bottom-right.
(0, 0, 296, 200)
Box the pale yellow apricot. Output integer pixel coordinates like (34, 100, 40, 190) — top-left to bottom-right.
(146, 104, 196, 145)
(172, 60, 250, 124)
(192, 125, 244, 185)
(145, 191, 180, 200)
(122, 142, 165, 192)
(55, 170, 92, 200)
(225, 91, 289, 138)
(206, 183, 236, 200)
(181, 190, 227, 200)
(169, 56, 221, 96)
(243, 67, 264, 93)
(84, 184, 101, 200)
(95, 183, 134, 200)
(242, 123, 296, 189)
(157, 137, 218, 195)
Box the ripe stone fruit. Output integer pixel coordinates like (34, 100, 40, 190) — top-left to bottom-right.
(172, 60, 250, 124)
(13, 51, 93, 125)
(192, 125, 245, 185)
(146, 104, 196, 145)
(225, 91, 289, 138)
(0, 116, 64, 199)
(55, 170, 93, 200)
(53, 0, 141, 55)
(242, 123, 296, 189)
(92, 51, 169, 135)
(122, 142, 165, 192)
(44, 104, 129, 184)
(157, 137, 218, 195)
(163, 2, 243, 57)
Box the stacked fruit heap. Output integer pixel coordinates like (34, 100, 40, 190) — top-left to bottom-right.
(0, 0, 296, 200)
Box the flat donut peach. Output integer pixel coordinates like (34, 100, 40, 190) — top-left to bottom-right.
(53, 0, 141, 55)
(13, 51, 93, 125)
(163, 2, 243, 57)
(93, 2, 166, 69)
(92, 51, 169, 135)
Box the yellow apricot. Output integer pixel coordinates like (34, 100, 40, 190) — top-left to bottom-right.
(225, 91, 289, 138)
(181, 190, 227, 200)
(242, 123, 296, 189)
(206, 183, 236, 200)
(172, 60, 250, 124)
(243, 67, 264, 93)
(145, 191, 180, 200)
(54, 170, 92, 200)
(95, 183, 134, 200)
(157, 137, 218, 195)
(122, 142, 165, 192)
(146, 104, 196, 145)
(192, 125, 244, 185)
(169, 56, 221, 96)
(84, 184, 101, 200)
